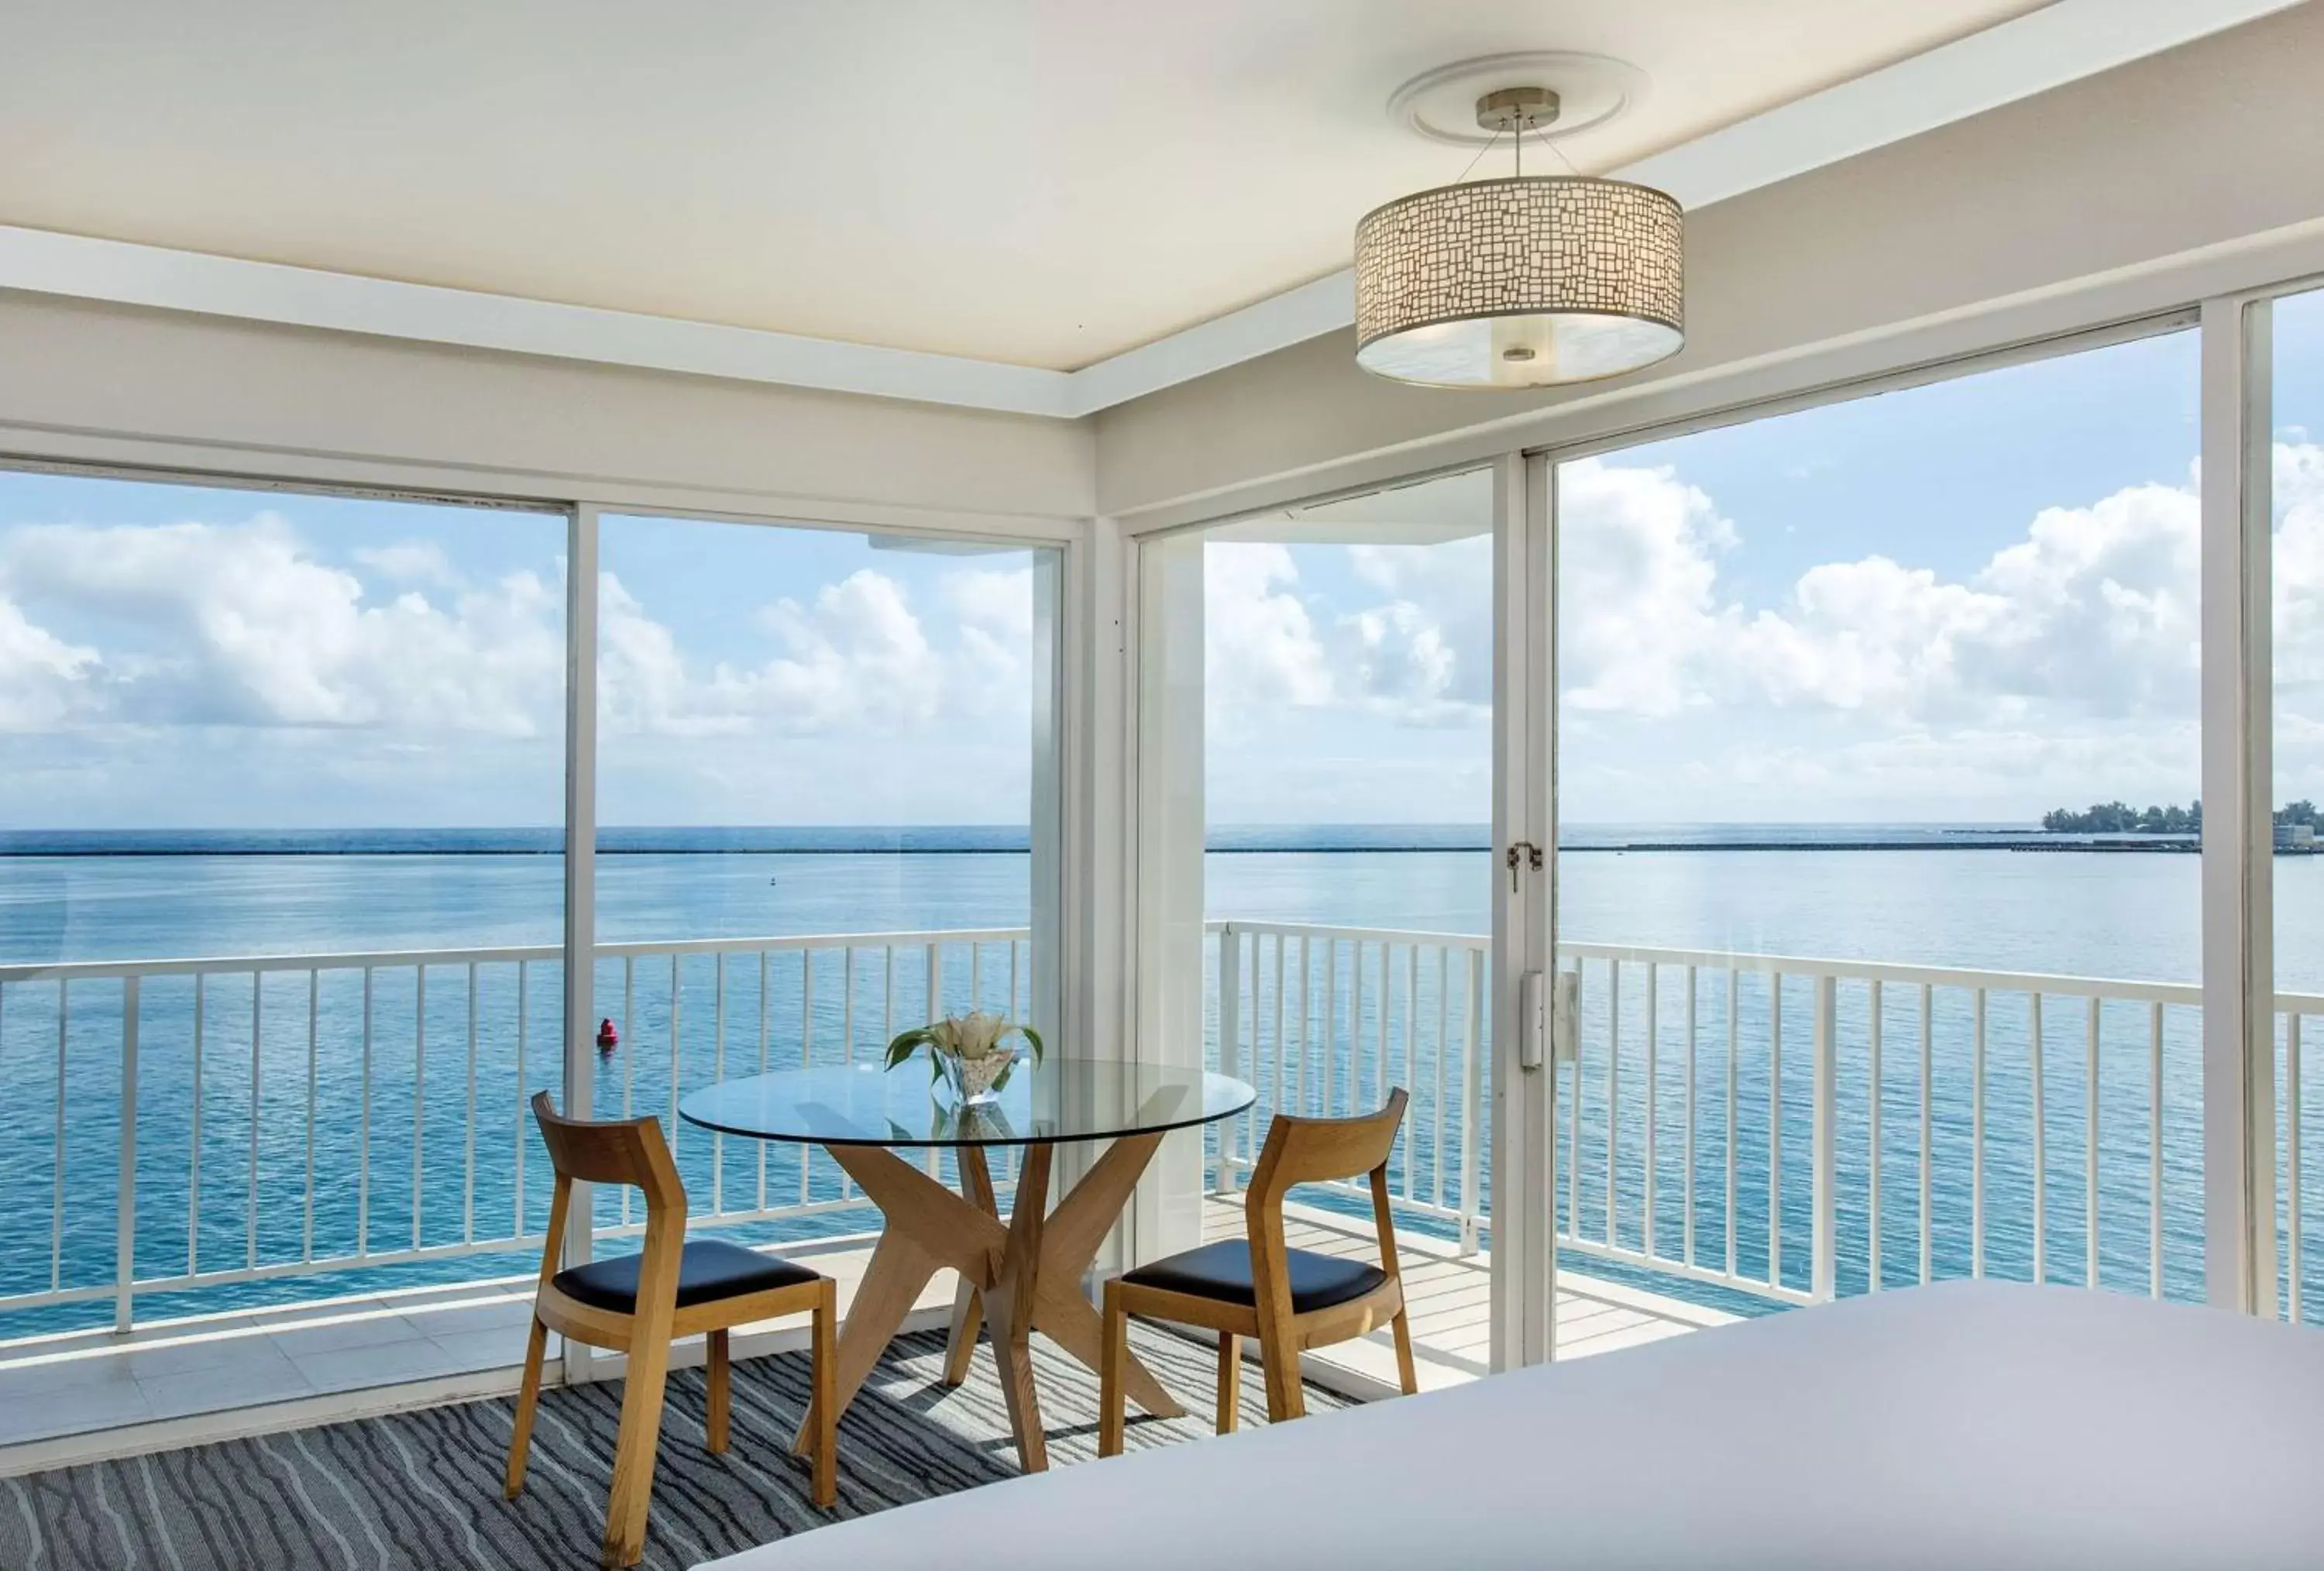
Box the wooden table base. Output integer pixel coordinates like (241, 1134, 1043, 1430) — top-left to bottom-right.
(789, 1133, 1188, 1472)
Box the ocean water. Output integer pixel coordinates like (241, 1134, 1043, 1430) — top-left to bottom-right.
(1, 827, 2315, 1336)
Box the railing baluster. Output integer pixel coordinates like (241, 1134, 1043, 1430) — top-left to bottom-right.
(1769, 971, 1783, 1287)
(514, 960, 528, 1237)
(669, 953, 683, 1160)
(971, 943, 984, 1014)
(801, 951, 816, 1200)
(251, 971, 263, 1270)
(713, 952, 727, 1215)
(1868, 978, 1882, 1294)
(1684, 964, 1697, 1269)
(1459, 947, 1482, 1256)
(1435, 945, 1449, 1212)
(2086, 997, 2101, 1291)
(1725, 967, 1738, 1278)
(924, 944, 940, 1178)
(1325, 940, 1339, 1118)
(1645, 961, 1659, 1260)
(411, 965, 425, 1253)
(843, 947, 858, 1067)
(2150, 1000, 2164, 1298)
(762, 950, 774, 1207)
(1972, 986, 1987, 1279)
(623, 955, 637, 1226)
(116, 977, 138, 1332)
(53, 979, 68, 1294)
(2291, 1012, 2305, 1325)
(1810, 975, 1835, 1303)
(1294, 937, 1308, 1118)
(358, 967, 371, 1257)
(464, 963, 477, 1247)
(1376, 940, 1390, 1117)
(2030, 991, 2045, 1284)
(1402, 943, 1418, 1203)
(305, 970, 318, 1262)
(1217, 926, 1241, 1195)
(1607, 957, 1621, 1246)
(192, 972, 206, 1276)
(1920, 983, 1933, 1285)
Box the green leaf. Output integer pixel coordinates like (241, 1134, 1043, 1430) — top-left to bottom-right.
(1006, 1023, 1044, 1064)
(884, 1026, 937, 1071)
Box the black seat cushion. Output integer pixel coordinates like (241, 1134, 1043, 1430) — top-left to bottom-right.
(553, 1239, 818, 1315)
(1122, 1239, 1388, 1315)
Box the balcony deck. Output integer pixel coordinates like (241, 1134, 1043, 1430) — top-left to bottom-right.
(0, 1197, 1725, 1475)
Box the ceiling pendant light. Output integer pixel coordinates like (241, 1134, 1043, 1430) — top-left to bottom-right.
(1355, 85, 1684, 390)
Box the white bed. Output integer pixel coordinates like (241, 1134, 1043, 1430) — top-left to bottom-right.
(696, 1281, 2324, 1570)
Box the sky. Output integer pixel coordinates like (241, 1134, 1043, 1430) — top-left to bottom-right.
(5, 294, 2324, 832)
(0, 489, 1047, 829)
(1205, 290, 2324, 827)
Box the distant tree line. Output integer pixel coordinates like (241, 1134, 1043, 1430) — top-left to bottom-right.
(2040, 799, 2324, 833)
(2042, 801, 2201, 834)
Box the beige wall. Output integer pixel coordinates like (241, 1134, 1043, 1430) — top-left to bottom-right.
(1094, 0, 2324, 521)
(0, 290, 1094, 528)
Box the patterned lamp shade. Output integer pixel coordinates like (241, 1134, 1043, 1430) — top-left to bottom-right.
(1353, 175, 1684, 389)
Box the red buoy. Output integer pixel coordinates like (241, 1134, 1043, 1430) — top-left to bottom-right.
(596, 1017, 619, 1054)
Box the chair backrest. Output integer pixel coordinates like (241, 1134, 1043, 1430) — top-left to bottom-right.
(529, 1090, 686, 1219)
(1244, 1087, 1410, 1204)
(1243, 1089, 1411, 1325)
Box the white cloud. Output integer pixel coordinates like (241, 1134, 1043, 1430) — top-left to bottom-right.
(0, 515, 562, 734)
(353, 541, 461, 588)
(1548, 451, 2282, 729)
(0, 595, 97, 730)
(1556, 458, 1734, 717)
(1204, 545, 1334, 717)
(940, 566, 1037, 717)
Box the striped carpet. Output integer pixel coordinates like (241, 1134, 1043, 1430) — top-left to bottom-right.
(0, 1325, 1343, 1570)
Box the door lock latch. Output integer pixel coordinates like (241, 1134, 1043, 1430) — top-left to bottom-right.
(1504, 840, 1545, 892)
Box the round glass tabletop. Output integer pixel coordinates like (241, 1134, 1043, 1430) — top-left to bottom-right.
(678, 1060, 1255, 1149)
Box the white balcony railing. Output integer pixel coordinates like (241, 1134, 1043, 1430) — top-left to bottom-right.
(0, 930, 1031, 1333)
(1208, 920, 2324, 1324)
(5, 920, 2321, 1339)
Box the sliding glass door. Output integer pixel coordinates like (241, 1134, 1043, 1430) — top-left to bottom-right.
(1136, 469, 1501, 1387)
(1546, 326, 2207, 1336)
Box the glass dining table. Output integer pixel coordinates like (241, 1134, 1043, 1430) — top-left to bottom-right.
(679, 1058, 1256, 1473)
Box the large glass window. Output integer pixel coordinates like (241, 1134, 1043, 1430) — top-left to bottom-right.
(1555, 327, 2205, 1323)
(591, 515, 1058, 1252)
(1191, 469, 1494, 1384)
(0, 472, 568, 1336)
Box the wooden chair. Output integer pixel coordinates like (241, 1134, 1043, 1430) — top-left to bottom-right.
(1098, 1088, 1415, 1454)
(504, 1091, 837, 1568)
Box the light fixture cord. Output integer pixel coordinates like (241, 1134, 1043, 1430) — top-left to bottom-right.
(1455, 125, 1504, 184)
(1521, 113, 1583, 178)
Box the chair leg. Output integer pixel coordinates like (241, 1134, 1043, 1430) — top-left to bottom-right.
(1391, 1307, 1418, 1397)
(1098, 1281, 1128, 1458)
(704, 1329, 731, 1454)
(503, 1316, 549, 1498)
(1257, 1321, 1306, 1423)
(601, 1334, 674, 1569)
(810, 1280, 837, 1509)
(1215, 1333, 1240, 1435)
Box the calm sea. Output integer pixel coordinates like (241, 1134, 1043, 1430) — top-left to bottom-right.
(2, 826, 2315, 1335)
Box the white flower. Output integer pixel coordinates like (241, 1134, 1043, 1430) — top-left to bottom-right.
(933, 1011, 1009, 1059)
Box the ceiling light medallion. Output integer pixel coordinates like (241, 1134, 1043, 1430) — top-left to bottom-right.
(1356, 81, 1684, 390)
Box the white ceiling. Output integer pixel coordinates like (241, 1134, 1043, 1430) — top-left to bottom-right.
(0, 1, 2051, 373)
